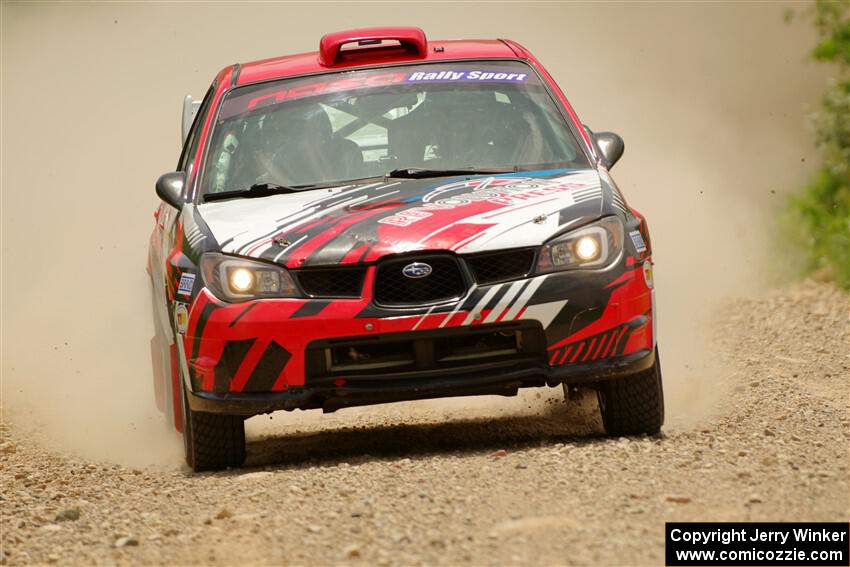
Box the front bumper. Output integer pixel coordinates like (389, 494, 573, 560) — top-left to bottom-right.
(179, 261, 655, 410)
(187, 346, 655, 415)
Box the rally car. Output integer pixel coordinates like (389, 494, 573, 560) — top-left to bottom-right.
(148, 27, 663, 471)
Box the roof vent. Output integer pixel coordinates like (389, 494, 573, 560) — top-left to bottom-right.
(318, 27, 427, 66)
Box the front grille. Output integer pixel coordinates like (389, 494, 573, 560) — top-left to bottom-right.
(374, 255, 466, 307)
(296, 268, 366, 298)
(465, 249, 536, 284)
(304, 322, 547, 386)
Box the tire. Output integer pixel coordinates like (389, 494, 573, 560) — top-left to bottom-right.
(596, 348, 664, 436)
(181, 384, 246, 472)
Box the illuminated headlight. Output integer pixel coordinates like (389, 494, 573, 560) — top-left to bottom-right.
(537, 216, 624, 272)
(229, 268, 255, 292)
(200, 253, 299, 302)
(573, 235, 601, 261)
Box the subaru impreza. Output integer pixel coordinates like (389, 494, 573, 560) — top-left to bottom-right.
(148, 27, 663, 471)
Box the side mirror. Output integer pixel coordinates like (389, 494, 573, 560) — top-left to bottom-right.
(156, 171, 187, 209)
(592, 132, 625, 169)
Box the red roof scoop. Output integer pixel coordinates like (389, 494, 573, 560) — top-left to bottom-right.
(318, 27, 427, 66)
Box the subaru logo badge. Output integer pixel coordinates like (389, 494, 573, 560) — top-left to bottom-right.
(402, 262, 432, 279)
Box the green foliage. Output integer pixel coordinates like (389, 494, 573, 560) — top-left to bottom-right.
(787, 0, 850, 288)
(811, 0, 850, 65)
(787, 169, 850, 287)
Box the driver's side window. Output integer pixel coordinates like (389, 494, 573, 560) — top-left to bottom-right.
(177, 85, 215, 179)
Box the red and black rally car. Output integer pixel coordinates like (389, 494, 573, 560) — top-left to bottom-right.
(148, 27, 663, 471)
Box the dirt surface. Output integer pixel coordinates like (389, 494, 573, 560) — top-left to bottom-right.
(1, 280, 847, 566)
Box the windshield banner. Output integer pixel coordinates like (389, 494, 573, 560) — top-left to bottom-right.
(220, 63, 539, 120)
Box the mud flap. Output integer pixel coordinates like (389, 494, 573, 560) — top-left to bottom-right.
(170, 344, 183, 433)
(150, 336, 165, 412)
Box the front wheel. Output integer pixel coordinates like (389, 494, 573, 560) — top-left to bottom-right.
(596, 348, 664, 436)
(181, 384, 246, 472)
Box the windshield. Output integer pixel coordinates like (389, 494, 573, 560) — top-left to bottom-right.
(201, 61, 589, 196)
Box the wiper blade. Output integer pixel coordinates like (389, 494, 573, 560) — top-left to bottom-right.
(203, 182, 328, 202)
(386, 167, 516, 179)
(204, 179, 369, 202)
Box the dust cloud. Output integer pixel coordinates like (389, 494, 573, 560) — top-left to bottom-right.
(1, 2, 826, 466)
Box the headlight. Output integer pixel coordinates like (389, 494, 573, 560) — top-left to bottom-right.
(537, 216, 624, 273)
(200, 253, 299, 302)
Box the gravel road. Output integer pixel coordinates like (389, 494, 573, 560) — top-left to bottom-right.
(2, 281, 848, 566)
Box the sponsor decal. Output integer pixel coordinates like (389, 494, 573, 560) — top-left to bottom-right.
(223, 65, 538, 119)
(406, 70, 528, 82)
(177, 273, 196, 297)
(379, 208, 434, 227)
(378, 176, 581, 227)
(227, 72, 407, 117)
(629, 230, 647, 253)
(174, 303, 189, 334)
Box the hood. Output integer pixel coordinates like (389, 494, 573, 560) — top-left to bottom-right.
(197, 169, 608, 268)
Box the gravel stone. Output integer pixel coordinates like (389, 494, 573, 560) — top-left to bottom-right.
(54, 508, 79, 522)
(113, 537, 138, 548)
(343, 544, 361, 558)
